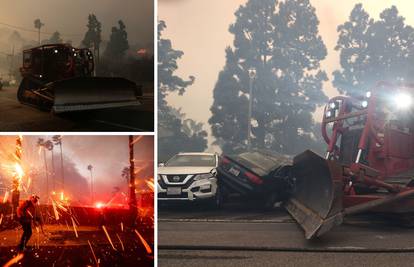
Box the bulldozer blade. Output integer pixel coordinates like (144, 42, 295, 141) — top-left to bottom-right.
(285, 150, 344, 239)
(50, 77, 141, 113)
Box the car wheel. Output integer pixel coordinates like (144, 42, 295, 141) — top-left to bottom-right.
(209, 186, 223, 209)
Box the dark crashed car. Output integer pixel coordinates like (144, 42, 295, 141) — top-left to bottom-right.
(218, 150, 293, 208)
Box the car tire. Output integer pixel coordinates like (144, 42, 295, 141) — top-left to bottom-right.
(209, 186, 223, 209)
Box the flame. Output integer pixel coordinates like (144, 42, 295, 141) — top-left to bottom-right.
(2, 191, 8, 203)
(71, 217, 78, 238)
(3, 253, 24, 267)
(116, 233, 125, 251)
(134, 229, 152, 254)
(102, 225, 117, 251)
(87, 240, 99, 266)
(145, 180, 154, 191)
(14, 163, 24, 180)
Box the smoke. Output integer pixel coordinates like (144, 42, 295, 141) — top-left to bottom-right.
(0, 135, 154, 205)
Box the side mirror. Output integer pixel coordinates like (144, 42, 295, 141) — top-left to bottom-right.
(158, 163, 165, 167)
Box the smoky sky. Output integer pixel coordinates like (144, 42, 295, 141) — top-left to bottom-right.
(159, 0, 414, 149)
(0, 135, 153, 204)
(0, 0, 153, 46)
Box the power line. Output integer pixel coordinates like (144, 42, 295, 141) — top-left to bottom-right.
(0, 21, 83, 37)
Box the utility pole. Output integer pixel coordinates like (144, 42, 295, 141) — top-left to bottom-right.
(129, 135, 137, 227)
(247, 68, 256, 151)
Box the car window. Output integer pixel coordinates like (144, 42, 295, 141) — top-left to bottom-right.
(165, 155, 216, 167)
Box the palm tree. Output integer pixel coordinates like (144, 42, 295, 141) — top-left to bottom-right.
(87, 164, 93, 204)
(34, 19, 44, 45)
(52, 135, 64, 191)
(44, 140, 55, 191)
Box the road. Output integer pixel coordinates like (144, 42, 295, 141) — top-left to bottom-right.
(0, 86, 153, 132)
(158, 203, 414, 267)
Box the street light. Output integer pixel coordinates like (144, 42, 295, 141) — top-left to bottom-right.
(247, 67, 256, 151)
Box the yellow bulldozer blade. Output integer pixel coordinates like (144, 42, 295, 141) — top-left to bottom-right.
(50, 77, 141, 113)
(285, 150, 344, 239)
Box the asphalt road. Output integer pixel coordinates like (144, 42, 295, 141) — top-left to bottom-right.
(0, 86, 153, 132)
(158, 203, 414, 267)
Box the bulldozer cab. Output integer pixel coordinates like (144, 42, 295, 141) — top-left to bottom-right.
(22, 44, 74, 81)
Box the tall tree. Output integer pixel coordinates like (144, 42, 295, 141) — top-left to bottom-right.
(158, 20, 195, 109)
(333, 4, 414, 97)
(82, 14, 102, 63)
(47, 31, 63, 44)
(158, 20, 207, 161)
(52, 135, 64, 191)
(34, 19, 44, 45)
(209, 0, 328, 155)
(104, 20, 129, 60)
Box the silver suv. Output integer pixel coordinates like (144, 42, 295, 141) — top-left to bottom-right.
(157, 152, 222, 207)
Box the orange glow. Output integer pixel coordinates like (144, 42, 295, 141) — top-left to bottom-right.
(3, 253, 24, 267)
(95, 202, 104, 209)
(14, 163, 24, 179)
(2, 191, 8, 203)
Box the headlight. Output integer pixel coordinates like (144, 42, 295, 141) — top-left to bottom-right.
(361, 100, 368, 108)
(394, 92, 412, 109)
(325, 110, 333, 118)
(366, 91, 371, 98)
(194, 173, 213, 181)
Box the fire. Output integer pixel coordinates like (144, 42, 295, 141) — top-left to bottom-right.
(95, 202, 104, 209)
(3, 253, 24, 267)
(134, 229, 152, 254)
(14, 163, 24, 179)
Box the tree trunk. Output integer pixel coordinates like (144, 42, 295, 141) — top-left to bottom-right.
(129, 135, 137, 227)
(43, 149, 48, 202)
(60, 144, 64, 191)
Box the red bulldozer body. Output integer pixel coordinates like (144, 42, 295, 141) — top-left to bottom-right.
(18, 44, 141, 113)
(286, 81, 414, 239)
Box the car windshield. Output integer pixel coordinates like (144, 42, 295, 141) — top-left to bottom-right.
(165, 155, 216, 167)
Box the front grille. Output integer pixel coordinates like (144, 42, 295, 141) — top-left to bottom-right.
(158, 175, 195, 189)
(166, 174, 188, 183)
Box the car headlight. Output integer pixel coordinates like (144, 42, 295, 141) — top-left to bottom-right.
(194, 173, 214, 181)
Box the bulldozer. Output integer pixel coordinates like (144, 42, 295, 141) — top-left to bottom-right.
(17, 44, 141, 113)
(286, 81, 414, 239)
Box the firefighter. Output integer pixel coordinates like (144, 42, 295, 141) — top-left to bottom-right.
(16, 195, 42, 251)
